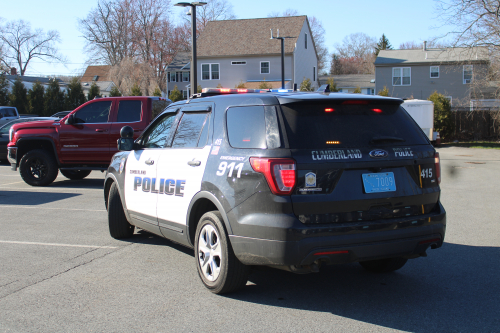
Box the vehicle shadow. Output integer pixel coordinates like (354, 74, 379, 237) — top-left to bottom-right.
(127, 229, 195, 256)
(50, 178, 105, 189)
(0, 190, 81, 205)
(226, 243, 500, 332)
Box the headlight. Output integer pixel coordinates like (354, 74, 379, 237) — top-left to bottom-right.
(9, 128, 14, 142)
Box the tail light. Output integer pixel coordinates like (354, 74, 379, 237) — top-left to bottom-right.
(250, 157, 296, 195)
(435, 152, 441, 184)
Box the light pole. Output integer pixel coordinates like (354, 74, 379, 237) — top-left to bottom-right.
(174, 2, 207, 97)
(270, 29, 293, 89)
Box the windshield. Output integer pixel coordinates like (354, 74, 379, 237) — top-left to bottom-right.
(280, 101, 428, 149)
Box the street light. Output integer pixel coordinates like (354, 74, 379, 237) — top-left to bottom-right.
(270, 29, 294, 89)
(174, 1, 207, 98)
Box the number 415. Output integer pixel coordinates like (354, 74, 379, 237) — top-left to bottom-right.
(421, 168, 433, 178)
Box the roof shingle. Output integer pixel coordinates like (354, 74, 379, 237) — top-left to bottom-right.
(81, 65, 111, 82)
(375, 47, 489, 65)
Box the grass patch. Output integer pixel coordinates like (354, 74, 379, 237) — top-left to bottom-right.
(441, 141, 500, 149)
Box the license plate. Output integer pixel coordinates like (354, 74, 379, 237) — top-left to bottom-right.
(362, 172, 396, 193)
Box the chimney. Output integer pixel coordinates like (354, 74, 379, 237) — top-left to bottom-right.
(423, 41, 427, 51)
(10, 67, 17, 75)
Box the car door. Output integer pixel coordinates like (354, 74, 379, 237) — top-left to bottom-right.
(124, 110, 178, 232)
(156, 105, 212, 236)
(109, 99, 146, 160)
(58, 100, 113, 163)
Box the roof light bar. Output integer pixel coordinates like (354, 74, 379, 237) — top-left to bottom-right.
(201, 88, 267, 94)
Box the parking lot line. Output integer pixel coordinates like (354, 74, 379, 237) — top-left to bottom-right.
(0, 205, 106, 212)
(0, 181, 26, 186)
(0, 240, 117, 249)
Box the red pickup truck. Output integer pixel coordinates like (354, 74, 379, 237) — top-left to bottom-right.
(7, 96, 170, 186)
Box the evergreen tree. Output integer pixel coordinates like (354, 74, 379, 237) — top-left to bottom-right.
(299, 77, 313, 91)
(153, 87, 162, 97)
(110, 86, 122, 97)
(0, 75, 9, 106)
(235, 81, 246, 88)
(28, 81, 45, 115)
(330, 54, 343, 75)
(378, 86, 390, 96)
(168, 85, 182, 102)
(197, 85, 202, 93)
(374, 34, 393, 56)
(325, 77, 339, 92)
(65, 77, 86, 110)
(88, 82, 101, 100)
(44, 79, 65, 116)
(428, 91, 454, 139)
(9, 77, 28, 114)
(258, 80, 272, 89)
(353, 86, 362, 94)
(130, 82, 142, 96)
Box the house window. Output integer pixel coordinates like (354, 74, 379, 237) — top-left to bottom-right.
(183, 90, 188, 99)
(260, 61, 270, 74)
(313, 66, 316, 81)
(305, 33, 308, 49)
(392, 67, 411, 86)
(430, 66, 439, 78)
(231, 61, 246, 65)
(201, 63, 220, 80)
(182, 72, 189, 82)
(168, 72, 175, 82)
(463, 65, 473, 84)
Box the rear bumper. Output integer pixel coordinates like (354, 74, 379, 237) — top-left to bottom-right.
(230, 204, 446, 266)
(7, 147, 17, 171)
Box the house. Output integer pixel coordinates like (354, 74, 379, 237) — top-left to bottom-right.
(4, 68, 67, 93)
(374, 44, 489, 105)
(80, 65, 116, 98)
(318, 74, 375, 95)
(166, 52, 191, 99)
(190, 16, 318, 93)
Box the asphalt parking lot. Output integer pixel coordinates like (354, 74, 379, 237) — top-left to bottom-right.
(0, 146, 499, 332)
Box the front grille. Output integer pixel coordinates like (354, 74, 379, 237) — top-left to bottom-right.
(298, 203, 437, 224)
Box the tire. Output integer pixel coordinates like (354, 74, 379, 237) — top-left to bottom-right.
(19, 149, 59, 186)
(195, 211, 249, 294)
(60, 169, 92, 180)
(108, 182, 134, 239)
(359, 257, 408, 273)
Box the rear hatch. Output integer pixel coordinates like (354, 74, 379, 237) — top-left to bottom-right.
(278, 96, 440, 224)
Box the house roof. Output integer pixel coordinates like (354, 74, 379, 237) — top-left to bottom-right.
(82, 81, 115, 92)
(319, 74, 375, 88)
(375, 47, 489, 66)
(197, 16, 308, 57)
(81, 65, 111, 82)
(5, 75, 62, 84)
(167, 52, 191, 71)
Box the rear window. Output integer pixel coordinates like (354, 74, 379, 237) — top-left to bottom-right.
(280, 101, 428, 149)
(0, 108, 17, 117)
(117, 100, 142, 122)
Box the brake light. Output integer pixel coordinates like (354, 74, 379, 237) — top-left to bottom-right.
(342, 100, 368, 105)
(314, 250, 349, 256)
(372, 108, 383, 113)
(325, 108, 334, 112)
(250, 157, 296, 195)
(435, 152, 441, 184)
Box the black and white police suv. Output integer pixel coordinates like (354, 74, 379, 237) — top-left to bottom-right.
(104, 87, 446, 294)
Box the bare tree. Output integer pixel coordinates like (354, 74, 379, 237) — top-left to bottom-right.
(331, 33, 376, 74)
(0, 19, 65, 75)
(267, 9, 329, 73)
(399, 40, 449, 49)
(191, 0, 236, 32)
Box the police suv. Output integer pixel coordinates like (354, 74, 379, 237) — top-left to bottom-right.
(104, 87, 446, 294)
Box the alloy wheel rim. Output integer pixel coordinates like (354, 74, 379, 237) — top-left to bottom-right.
(198, 224, 222, 282)
(28, 158, 47, 179)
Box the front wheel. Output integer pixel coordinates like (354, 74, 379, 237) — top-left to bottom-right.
(60, 169, 92, 180)
(359, 257, 408, 273)
(108, 182, 134, 239)
(19, 149, 59, 186)
(195, 211, 249, 294)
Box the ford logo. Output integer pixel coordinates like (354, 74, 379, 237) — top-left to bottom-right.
(369, 149, 389, 158)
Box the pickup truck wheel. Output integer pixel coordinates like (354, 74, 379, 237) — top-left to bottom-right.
(195, 211, 249, 294)
(108, 182, 134, 239)
(19, 149, 59, 186)
(60, 170, 92, 180)
(359, 257, 408, 273)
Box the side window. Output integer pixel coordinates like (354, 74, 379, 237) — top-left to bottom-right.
(227, 106, 267, 149)
(171, 112, 209, 148)
(152, 99, 170, 120)
(74, 101, 112, 123)
(116, 100, 142, 123)
(142, 112, 177, 148)
(0, 108, 15, 117)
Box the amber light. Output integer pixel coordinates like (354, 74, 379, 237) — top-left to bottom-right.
(325, 108, 334, 112)
(326, 141, 340, 144)
(220, 88, 231, 93)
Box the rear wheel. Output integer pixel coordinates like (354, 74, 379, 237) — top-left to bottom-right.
(60, 169, 92, 180)
(195, 211, 249, 294)
(19, 149, 59, 186)
(359, 257, 408, 273)
(108, 182, 134, 238)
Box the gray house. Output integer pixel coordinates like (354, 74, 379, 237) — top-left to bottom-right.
(166, 52, 191, 99)
(375, 45, 489, 105)
(319, 74, 375, 95)
(191, 16, 318, 92)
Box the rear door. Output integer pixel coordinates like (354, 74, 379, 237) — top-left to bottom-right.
(278, 99, 439, 224)
(109, 99, 146, 159)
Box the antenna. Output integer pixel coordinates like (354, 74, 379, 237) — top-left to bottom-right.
(270, 29, 273, 39)
(277, 29, 280, 38)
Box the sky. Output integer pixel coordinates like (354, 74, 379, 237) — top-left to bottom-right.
(2, 0, 452, 77)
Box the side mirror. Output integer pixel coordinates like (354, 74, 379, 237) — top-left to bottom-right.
(117, 138, 134, 151)
(65, 114, 75, 125)
(120, 125, 134, 138)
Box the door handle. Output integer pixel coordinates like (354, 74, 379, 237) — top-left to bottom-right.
(145, 158, 154, 165)
(188, 159, 201, 167)
(95, 128, 107, 132)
